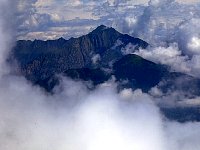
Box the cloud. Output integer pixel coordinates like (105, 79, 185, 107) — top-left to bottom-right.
(2, 1, 200, 150)
(16, 0, 99, 40)
(0, 75, 163, 150)
(133, 43, 200, 77)
(109, 0, 200, 78)
(188, 37, 200, 54)
(16, 0, 200, 40)
(91, 54, 101, 65)
(177, 18, 200, 55)
(0, 0, 17, 75)
(134, 44, 191, 73)
(1, 74, 200, 150)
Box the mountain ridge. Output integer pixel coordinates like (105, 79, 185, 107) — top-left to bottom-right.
(11, 25, 200, 122)
(13, 25, 148, 81)
(12, 25, 200, 95)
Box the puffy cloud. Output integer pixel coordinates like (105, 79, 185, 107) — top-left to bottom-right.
(134, 43, 200, 77)
(129, 0, 199, 45)
(16, 0, 200, 40)
(177, 18, 200, 55)
(2, 1, 200, 149)
(0, 75, 164, 150)
(134, 44, 191, 73)
(1, 75, 200, 150)
(107, 0, 200, 78)
(188, 37, 200, 54)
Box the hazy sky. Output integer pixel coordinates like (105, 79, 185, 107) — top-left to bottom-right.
(178, 0, 199, 3)
(17, 0, 200, 40)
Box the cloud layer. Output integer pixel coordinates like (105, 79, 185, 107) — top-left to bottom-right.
(110, 0, 200, 78)
(1, 1, 200, 150)
(16, 0, 200, 40)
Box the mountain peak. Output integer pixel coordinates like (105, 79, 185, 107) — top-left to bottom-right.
(58, 37, 65, 41)
(96, 25, 108, 30)
(90, 25, 115, 34)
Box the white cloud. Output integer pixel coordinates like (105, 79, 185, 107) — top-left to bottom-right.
(134, 44, 191, 73)
(15, 0, 200, 40)
(188, 37, 200, 54)
(1, 74, 200, 150)
(2, 2, 200, 149)
(92, 54, 101, 65)
(134, 43, 200, 77)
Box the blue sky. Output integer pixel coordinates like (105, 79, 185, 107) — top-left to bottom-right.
(16, 0, 200, 40)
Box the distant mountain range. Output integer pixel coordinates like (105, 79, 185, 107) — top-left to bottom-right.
(12, 25, 200, 122)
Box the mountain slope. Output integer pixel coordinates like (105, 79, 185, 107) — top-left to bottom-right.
(113, 54, 167, 91)
(13, 25, 148, 82)
(63, 54, 168, 90)
(13, 25, 200, 96)
(12, 26, 200, 122)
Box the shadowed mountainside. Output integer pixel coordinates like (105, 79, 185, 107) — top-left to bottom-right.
(13, 25, 148, 82)
(12, 25, 200, 95)
(12, 25, 200, 122)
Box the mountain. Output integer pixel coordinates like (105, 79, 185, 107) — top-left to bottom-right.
(12, 25, 200, 95)
(63, 54, 168, 91)
(64, 54, 200, 95)
(113, 54, 167, 91)
(12, 25, 200, 122)
(13, 25, 148, 83)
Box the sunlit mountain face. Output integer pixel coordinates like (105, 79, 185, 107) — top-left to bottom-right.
(1, 0, 200, 150)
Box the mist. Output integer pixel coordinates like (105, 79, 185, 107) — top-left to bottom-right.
(1, 76, 200, 150)
(119, 0, 200, 77)
(1, 0, 200, 150)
